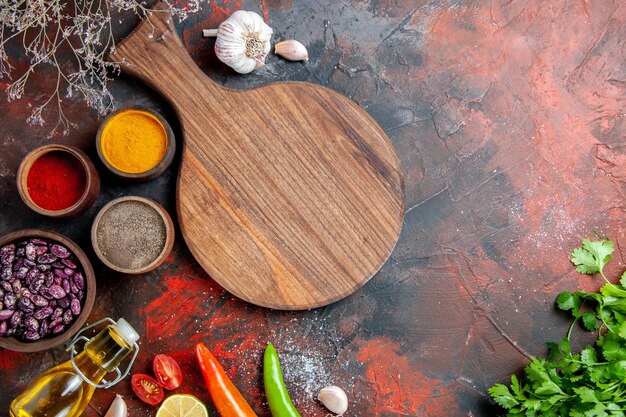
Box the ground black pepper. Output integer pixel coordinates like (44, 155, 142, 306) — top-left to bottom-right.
(95, 200, 166, 270)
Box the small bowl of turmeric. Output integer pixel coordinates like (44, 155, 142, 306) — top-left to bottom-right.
(96, 107, 175, 181)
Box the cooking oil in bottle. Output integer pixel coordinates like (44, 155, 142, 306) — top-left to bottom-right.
(9, 318, 139, 417)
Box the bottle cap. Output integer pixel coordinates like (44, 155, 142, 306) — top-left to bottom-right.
(114, 318, 140, 345)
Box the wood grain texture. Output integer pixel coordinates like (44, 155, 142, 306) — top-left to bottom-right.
(110, 2, 404, 309)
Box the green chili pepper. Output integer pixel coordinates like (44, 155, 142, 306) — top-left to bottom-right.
(263, 343, 302, 417)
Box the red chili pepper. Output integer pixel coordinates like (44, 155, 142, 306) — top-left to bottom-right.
(195, 342, 259, 417)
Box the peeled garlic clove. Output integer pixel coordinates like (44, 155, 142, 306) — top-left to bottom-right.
(318, 385, 348, 415)
(104, 394, 127, 417)
(274, 40, 309, 62)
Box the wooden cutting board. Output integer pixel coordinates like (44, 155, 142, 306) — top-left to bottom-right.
(111, 2, 404, 310)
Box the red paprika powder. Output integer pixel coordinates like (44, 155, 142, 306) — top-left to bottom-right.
(26, 151, 87, 211)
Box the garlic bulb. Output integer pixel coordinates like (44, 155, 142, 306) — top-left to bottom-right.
(103, 394, 127, 417)
(274, 40, 309, 62)
(210, 10, 273, 74)
(318, 385, 348, 415)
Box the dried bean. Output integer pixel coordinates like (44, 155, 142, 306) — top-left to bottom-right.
(15, 267, 29, 279)
(31, 295, 48, 307)
(0, 310, 14, 321)
(52, 307, 63, 320)
(49, 317, 63, 328)
(49, 285, 66, 299)
(34, 307, 53, 320)
(10, 310, 22, 328)
(52, 324, 65, 334)
(12, 259, 24, 272)
(53, 276, 62, 286)
(54, 268, 68, 279)
(39, 319, 49, 337)
(20, 288, 32, 299)
(24, 331, 40, 341)
(77, 290, 84, 300)
(17, 298, 34, 313)
(61, 278, 70, 294)
(0, 320, 6, 336)
(69, 281, 79, 294)
(40, 288, 54, 300)
(25, 316, 39, 333)
(1, 266, 11, 280)
(43, 272, 54, 287)
(25, 268, 38, 283)
(49, 300, 57, 309)
(52, 262, 65, 269)
(0, 244, 15, 255)
(36, 264, 51, 272)
(1, 281, 12, 292)
(36, 246, 48, 256)
(72, 272, 85, 290)
(25, 243, 37, 261)
(70, 298, 81, 316)
(37, 253, 57, 264)
(15, 247, 25, 257)
(31, 278, 45, 294)
(58, 296, 70, 309)
(61, 258, 77, 269)
(4, 294, 16, 309)
(62, 309, 73, 325)
(30, 239, 47, 246)
(50, 244, 70, 259)
(24, 259, 36, 268)
(5, 328, 15, 336)
(11, 279, 21, 293)
(63, 268, 75, 276)
(0, 288, 3, 298)
(1, 253, 14, 266)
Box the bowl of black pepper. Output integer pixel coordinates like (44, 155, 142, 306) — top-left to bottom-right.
(91, 196, 174, 274)
(0, 229, 96, 352)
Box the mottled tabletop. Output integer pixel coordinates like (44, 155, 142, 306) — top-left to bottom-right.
(0, 1, 624, 416)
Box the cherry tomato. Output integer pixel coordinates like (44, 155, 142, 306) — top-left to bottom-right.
(153, 353, 183, 390)
(131, 373, 164, 406)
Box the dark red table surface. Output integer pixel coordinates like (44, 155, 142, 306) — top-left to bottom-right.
(0, 1, 624, 416)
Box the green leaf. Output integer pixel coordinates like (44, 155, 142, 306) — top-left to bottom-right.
(618, 321, 626, 339)
(572, 246, 601, 274)
(535, 380, 563, 396)
(509, 374, 523, 398)
(603, 296, 626, 314)
(601, 283, 626, 298)
(583, 311, 599, 331)
(556, 291, 580, 312)
(601, 335, 626, 361)
(621, 270, 626, 288)
(581, 346, 598, 365)
(572, 238, 614, 275)
(574, 386, 598, 403)
(488, 383, 519, 409)
(525, 357, 551, 384)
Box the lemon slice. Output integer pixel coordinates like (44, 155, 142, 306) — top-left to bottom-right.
(156, 394, 209, 417)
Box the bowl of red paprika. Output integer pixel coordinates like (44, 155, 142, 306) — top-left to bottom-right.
(17, 144, 100, 218)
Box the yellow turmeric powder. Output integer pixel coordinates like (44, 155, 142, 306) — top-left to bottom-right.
(100, 109, 168, 174)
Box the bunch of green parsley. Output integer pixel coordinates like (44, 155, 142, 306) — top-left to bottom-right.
(489, 237, 626, 417)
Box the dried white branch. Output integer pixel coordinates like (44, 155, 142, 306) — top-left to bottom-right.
(0, 0, 205, 136)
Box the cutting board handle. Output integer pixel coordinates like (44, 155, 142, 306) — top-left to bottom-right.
(109, 1, 221, 107)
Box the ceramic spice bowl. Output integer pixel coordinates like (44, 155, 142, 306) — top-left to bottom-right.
(0, 229, 96, 352)
(91, 196, 174, 274)
(95, 107, 176, 181)
(17, 144, 100, 218)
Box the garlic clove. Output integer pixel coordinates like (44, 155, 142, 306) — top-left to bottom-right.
(103, 394, 127, 417)
(274, 40, 309, 62)
(318, 385, 348, 415)
(213, 10, 273, 74)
